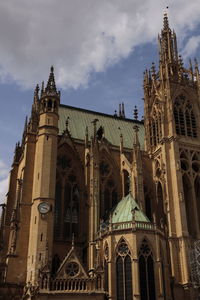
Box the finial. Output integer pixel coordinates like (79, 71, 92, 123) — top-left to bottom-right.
(119, 103, 122, 117)
(45, 66, 57, 94)
(114, 110, 117, 117)
(133, 125, 140, 146)
(121, 102, 125, 118)
(34, 84, 39, 95)
(34, 84, 39, 103)
(178, 55, 183, 69)
(194, 58, 199, 71)
(151, 62, 156, 77)
(163, 9, 169, 30)
(133, 106, 138, 120)
(91, 118, 99, 140)
(65, 117, 70, 130)
(40, 81, 44, 97)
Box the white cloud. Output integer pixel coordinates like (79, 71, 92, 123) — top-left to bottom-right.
(0, 160, 9, 205)
(0, 0, 200, 89)
(182, 35, 200, 59)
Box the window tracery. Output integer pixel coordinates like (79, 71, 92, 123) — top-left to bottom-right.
(100, 157, 118, 218)
(139, 239, 156, 300)
(116, 239, 132, 300)
(174, 95, 197, 138)
(180, 149, 200, 237)
(149, 109, 162, 147)
(54, 151, 82, 241)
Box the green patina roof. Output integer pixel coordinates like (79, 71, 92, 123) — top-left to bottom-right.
(111, 194, 150, 223)
(58, 105, 144, 150)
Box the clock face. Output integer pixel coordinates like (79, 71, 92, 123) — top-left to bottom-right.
(38, 202, 50, 214)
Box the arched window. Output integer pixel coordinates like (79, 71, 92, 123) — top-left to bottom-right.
(149, 110, 162, 148)
(173, 95, 197, 138)
(182, 174, 196, 238)
(63, 177, 79, 239)
(116, 239, 133, 300)
(123, 170, 130, 197)
(100, 158, 118, 218)
(157, 182, 166, 226)
(139, 239, 156, 300)
(54, 153, 81, 241)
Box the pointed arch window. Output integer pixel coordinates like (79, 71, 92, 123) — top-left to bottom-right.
(149, 110, 162, 148)
(139, 239, 156, 300)
(123, 170, 130, 197)
(173, 95, 197, 138)
(54, 154, 81, 241)
(157, 181, 166, 226)
(63, 176, 79, 239)
(100, 158, 118, 218)
(116, 239, 133, 300)
(182, 174, 196, 238)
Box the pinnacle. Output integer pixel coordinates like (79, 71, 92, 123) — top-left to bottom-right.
(45, 65, 57, 94)
(163, 11, 170, 31)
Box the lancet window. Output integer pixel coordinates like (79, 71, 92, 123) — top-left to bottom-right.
(139, 239, 156, 300)
(149, 110, 162, 147)
(123, 169, 130, 197)
(116, 239, 133, 300)
(174, 94, 197, 138)
(100, 157, 118, 218)
(180, 150, 200, 237)
(144, 184, 153, 221)
(54, 153, 82, 241)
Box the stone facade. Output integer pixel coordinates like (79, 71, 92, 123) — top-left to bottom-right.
(0, 13, 200, 300)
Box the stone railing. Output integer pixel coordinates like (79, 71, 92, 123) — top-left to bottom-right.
(98, 220, 163, 237)
(40, 276, 103, 293)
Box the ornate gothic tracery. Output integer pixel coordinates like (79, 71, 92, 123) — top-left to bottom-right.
(54, 150, 83, 241)
(149, 108, 162, 147)
(116, 239, 132, 300)
(139, 239, 156, 300)
(174, 95, 197, 138)
(99, 155, 119, 218)
(180, 149, 200, 237)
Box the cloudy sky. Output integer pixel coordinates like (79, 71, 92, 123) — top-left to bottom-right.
(1, 0, 200, 204)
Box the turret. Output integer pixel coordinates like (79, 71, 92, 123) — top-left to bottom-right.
(26, 67, 60, 285)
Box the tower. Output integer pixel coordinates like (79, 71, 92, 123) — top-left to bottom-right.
(144, 13, 200, 298)
(26, 66, 60, 284)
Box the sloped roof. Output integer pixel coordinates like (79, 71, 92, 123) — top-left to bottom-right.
(58, 105, 144, 150)
(111, 194, 150, 223)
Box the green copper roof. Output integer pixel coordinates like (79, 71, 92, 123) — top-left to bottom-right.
(58, 105, 144, 150)
(111, 194, 150, 223)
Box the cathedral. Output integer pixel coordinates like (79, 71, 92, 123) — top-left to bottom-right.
(1, 13, 200, 300)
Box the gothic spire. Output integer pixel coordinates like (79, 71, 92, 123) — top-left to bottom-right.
(45, 66, 57, 95)
(163, 11, 169, 31)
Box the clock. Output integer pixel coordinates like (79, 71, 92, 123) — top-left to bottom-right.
(38, 202, 51, 214)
